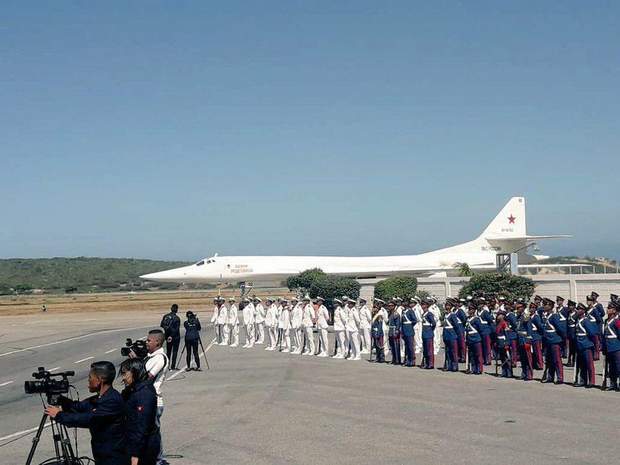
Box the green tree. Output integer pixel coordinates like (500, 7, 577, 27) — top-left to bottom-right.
(458, 272, 534, 301)
(286, 268, 325, 294)
(454, 262, 474, 277)
(287, 269, 360, 308)
(374, 276, 418, 301)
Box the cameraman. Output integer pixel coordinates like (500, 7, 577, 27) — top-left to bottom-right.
(44, 361, 126, 465)
(184, 310, 202, 371)
(141, 329, 168, 465)
(160, 304, 181, 370)
(119, 358, 160, 465)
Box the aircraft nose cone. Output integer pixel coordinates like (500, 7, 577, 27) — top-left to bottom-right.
(140, 271, 164, 281)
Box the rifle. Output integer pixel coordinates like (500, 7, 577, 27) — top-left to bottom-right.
(601, 354, 609, 389)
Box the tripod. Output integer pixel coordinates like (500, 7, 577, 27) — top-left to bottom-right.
(26, 413, 82, 465)
(179, 337, 211, 370)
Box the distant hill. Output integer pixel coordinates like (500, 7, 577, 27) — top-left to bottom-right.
(0, 257, 196, 294)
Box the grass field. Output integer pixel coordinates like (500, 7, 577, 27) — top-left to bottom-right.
(0, 288, 293, 316)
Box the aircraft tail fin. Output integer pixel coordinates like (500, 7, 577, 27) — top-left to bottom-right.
(478, 196, 527, 240)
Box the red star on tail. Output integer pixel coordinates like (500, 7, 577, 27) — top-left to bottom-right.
(508, 215, 516, 224)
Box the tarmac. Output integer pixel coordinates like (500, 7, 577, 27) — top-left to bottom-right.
(0, 312, 618, 465)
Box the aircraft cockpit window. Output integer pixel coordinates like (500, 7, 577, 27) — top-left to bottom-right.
(206, 259, 216, 264)
(195, 260, 205, 266)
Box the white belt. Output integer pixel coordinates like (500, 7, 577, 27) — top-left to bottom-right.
(497, 336, 506, 340)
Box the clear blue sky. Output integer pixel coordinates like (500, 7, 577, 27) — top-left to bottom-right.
(2, 1, 618, 260)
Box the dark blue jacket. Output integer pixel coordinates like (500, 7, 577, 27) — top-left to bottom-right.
(465, 316, 482, 344)
(516, 317, 532, 346)
(400, 308, 418, 337)
(456, 307, 468, 328)
(529, 313, 544, 342)
(184, 317, 202, 341)
(57, 389, 126, 465)
(567, 312, 577, 340)
(576, 317, 597, 351)
(371, 318, 384, 338)
(505, 312, 518, 341)
(161, 312, 181, 339)
(543, 313, 566, 345)
(388, 313, 401, 337)
(588, 306, 604, 334)
(603, 317, 620, 354)
(442, 312, 460, 342)
(421, 311, 436, 340)
(477, 308, 494, 335)
(122, 381, 160, 463)
(556, 307, 569, 336)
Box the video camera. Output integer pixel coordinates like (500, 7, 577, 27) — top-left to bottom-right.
(121, 338, 148, 359)
(24, 367, 74, 405)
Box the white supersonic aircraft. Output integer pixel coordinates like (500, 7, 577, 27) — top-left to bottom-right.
(140, 197, 569, 286)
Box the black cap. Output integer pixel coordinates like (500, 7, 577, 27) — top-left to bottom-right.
(590, 291, 599, 300)
(610, 294, 618, 302)
(556, 295, 565, 302)
(577, 303, 587, 311)
(567, 300, 576, 307)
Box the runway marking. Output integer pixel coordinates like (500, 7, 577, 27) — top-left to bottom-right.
(0, 380, 14, 387)
(74, 356, 94, 364)
(105, 348, 117, 354)
(167, 338, 216, 380)
(0, 424, 50, 443)
(0, 325, 152, 358)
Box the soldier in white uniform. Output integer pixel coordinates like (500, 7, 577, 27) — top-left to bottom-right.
(210, 298, 221, 343)
(216, 298, 228, 345)
(264, 298, 278, 350)
(315, 297, 330, 357)
(332, 299, 347, 359)
(253, 297, 265, 344)
(301, 295, 316, 355)
(413, 296, 424, 354)
(345, 298, 361, 360)
(227, 297, 239, 347)
(290, 298, 303, 354)
(358, 298, 372, 354)
(242, 298, 255, 348)
(277, 299, 291, 352)
(430, 297, 442, 355)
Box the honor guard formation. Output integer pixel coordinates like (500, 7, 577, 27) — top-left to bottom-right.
(201, 291, 620, 391)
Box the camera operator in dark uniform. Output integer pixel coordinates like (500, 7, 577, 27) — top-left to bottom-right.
(44, 361, 126, 465)
(119, 358, 160, 465)
(184, 310, 202, 371)
(160, 304, 181, 370)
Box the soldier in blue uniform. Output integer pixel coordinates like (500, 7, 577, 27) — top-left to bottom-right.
(555, 295, 569, 358)
(566, 300, 578, 367)
(456, 299, 468, 363)
(371, 307, 386, 363)
(420, 299, 436, 369)
(388, 303, 401, 365)
(541, 298, 565, 384)
(505, 301, 519, 368)
(442, 298, 460, 372)
(575, 303, 597, 388)
(602, 300, 620, 391)
(515, 301, 534, 381)
(587, 292, 605, 361)
(401, 299, 418, 367)
(528, 301, 544, 371)
(477, 298, 494, 366)
(495, 308, 513, 378)
(465, 303, 484, 374)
